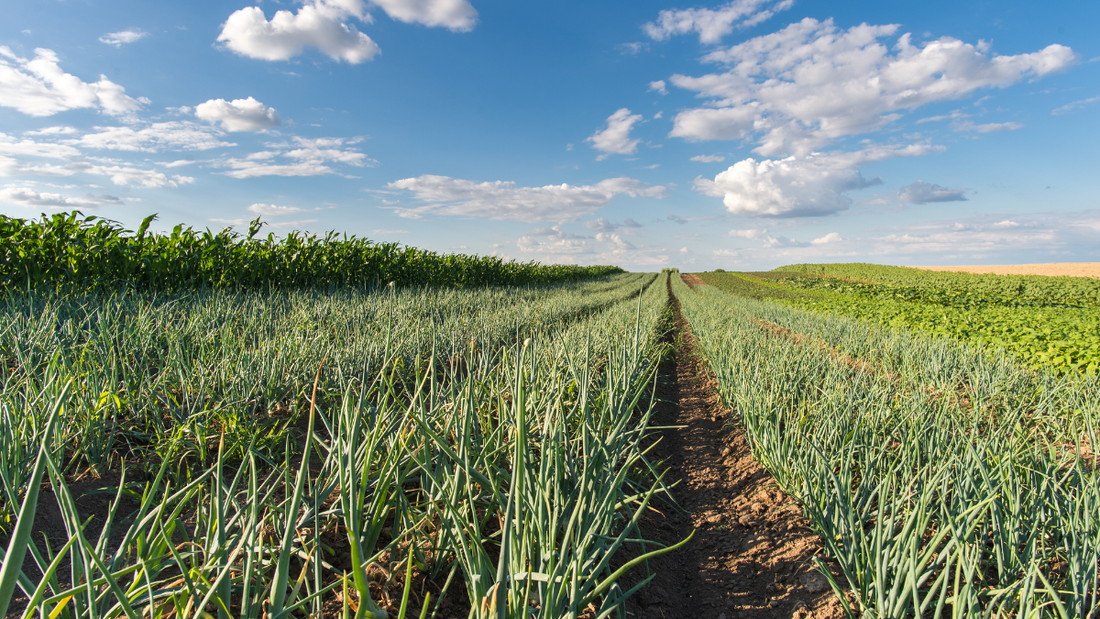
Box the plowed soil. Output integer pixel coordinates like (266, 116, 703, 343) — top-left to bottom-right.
(623, 276, 848, 619)
(916, 263, 1100, 278)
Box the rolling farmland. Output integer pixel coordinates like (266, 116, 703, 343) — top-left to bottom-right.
(1, 217, 1096, 619)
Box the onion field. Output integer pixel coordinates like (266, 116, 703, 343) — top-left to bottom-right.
(0, 267, 684, 619)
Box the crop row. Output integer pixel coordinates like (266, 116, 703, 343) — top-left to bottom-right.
(1, 272, 678, 619)
(774, 263, 1100, 309)
(673, 275, 1099, 618)
(0, 212, 621, 291)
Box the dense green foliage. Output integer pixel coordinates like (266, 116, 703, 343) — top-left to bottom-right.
(0, 211, 622, 291)
(699, 266, 1100, 376)
(674, 275, 1099, 618)
(776, 262, 1100, 308)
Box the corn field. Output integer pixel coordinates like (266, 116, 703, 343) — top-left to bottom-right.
(0, 212, 620, 291)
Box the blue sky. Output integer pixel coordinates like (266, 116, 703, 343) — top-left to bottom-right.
(2, 0, 1098, 270)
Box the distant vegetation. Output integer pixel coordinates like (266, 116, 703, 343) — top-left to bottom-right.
(698, 264, 1100, 375)
(0, 211, 621, 291)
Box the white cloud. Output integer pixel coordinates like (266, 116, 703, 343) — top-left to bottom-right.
(644, 0, 794, 44)
(587, 108, 643, 160)
(217, 0, 476, 63)
(67, 162, 195, 188)
(369, 0, 478, 31)
(267, 219, 318, 228)
(728, 227, 806, 248)
(668, 18, 1076, 156)
(811, 232, 842, 244)
(690, 154, 725, 162)
(649, 80, 668, 95)
(99, 30, 148, 47)
(954, 120, 1023, 133)
(897, 180, 967, 204)
(195, 97, 281, 132)
(668, 214, 688, 224)
(1052, 96, 1100, 115)
(695, 144, 936, 217)
(223, 161, 332, 178)
(74, 122, 234, 152)
(595, 232, 635, 251)
(0, 155, 73, 177)
(710, 212, 1100, 269)
(0, 132, 82, 159)
(916, 109, 970, 124)
(388, 175, 668, 222)
(0, 186, 124, 208)
(585, 217, 643, 232)
(517, 236, 592, 255)
(247, 203, 309, 216)
(222, 136, 374, 178)
(23, 126, 78, 136)
(217, 1, 380, 64)
(0, 155, 191, 188)
(0, 47, 146, 117)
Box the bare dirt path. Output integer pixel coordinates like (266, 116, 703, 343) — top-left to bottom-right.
(625, 275, 847, 619)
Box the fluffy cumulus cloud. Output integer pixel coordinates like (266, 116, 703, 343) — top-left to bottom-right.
(644, 0, 794, 44)
(218, 0, 380, 63)
(897, 180, 967, 204)
(668, 18, 1076, 156)
(587, 108, 643, 160)
(99, 30, 148, 47)
(0, 47, 146, 117)
(223, 136, 375, 178)
(217, 0, 476, 63)
(695, 144, 936, 217)
(73, 122, 234, 152)
(195, 97, 281, 132)
(0, 186, 124, 208)
(369, 0, 478, 31)
(388, 175, 667, 222)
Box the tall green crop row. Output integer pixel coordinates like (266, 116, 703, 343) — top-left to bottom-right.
(0, 212, 621, 291)
(0, 272, 678, 619)
(673, 275, 1099, 618)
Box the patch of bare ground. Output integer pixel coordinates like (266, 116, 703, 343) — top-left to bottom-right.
(623, 277, 849, 619)
(680, 273, 706, 289)
(915, 263, 1100, 278)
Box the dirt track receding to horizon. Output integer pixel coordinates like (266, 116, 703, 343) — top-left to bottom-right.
(915, 263, 1100, 278)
